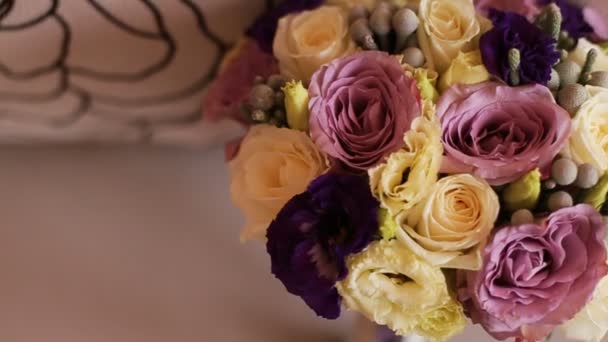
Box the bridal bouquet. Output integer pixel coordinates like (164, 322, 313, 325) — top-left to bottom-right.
(206, 0, 608, 340)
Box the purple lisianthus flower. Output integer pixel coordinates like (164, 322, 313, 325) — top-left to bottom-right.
(480, 9, 560, 86)
(246, 0, 323, 53)
(438, 82, 571, 186)
(539, 0, 593, 39)
(474, 0, 541, 20)
(266, 173, 379, 319)
(457, 204, 608, 341)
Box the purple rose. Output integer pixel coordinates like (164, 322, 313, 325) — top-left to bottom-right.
(438, 82, 571, 186)
(474, 0, 541, 19)
(309, 51, 421, 172)
(480, 9, 560, 86)
(457, 204, 608, 340)
(266, 173, 379, 319)
(246, 0, 323, 53)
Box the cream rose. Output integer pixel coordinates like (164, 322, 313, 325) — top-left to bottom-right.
(563, 86, 608, 172)
(229, 125, 328, 241)
(398, 174, 499, 270)
(567, 38, 608, 73)
(337, 239, 466, 341)
(561, 276, 608, 342)
(369, 113, 443, 217)
(438, 50, 489, 92)
(417, 0, 481, 73)
(273, 6, 357, 82)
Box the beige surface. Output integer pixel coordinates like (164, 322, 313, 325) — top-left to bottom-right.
(0, 146, 585, 341)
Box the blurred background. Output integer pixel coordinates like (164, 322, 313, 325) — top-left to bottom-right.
(0, 145, 583, 342)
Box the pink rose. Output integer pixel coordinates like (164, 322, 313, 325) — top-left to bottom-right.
(438, 82, 571, 185)
(309, 51, 421, 171)
(458, 204, 608, 340)
(474, 0, 541, 20)
(584, 5, 608, 40)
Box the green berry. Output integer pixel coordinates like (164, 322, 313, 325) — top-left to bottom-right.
(251, 109, 268, 123)
(274, 91, 285, 107)
(558, 83, 589, 116)
(392, 8, 418, 36)
(547, 191, 573, 211)
(548, 69, 560, 90)
(348, 5, 369, 24)
(369, 5, 392, 51)
(248, 84, 275, 111)
(511, 209, 535, 226)
(575, 163, 600, 189)
(551, 158, 578, 186)
(402, 47, 425, 68)
(392, 8, 418, 52)
(555, 61, 582, 88)
(369, 5, 392, 35)
(350, 18, 378, 50)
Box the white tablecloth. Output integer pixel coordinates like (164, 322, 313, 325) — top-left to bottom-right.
(0, 146, 583, 341)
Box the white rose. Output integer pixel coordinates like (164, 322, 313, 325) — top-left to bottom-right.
(561, 276, 608, 342)
(397, 174, 499, 270)
(563, 86, 608, 172)
(273, 6, 357, 82)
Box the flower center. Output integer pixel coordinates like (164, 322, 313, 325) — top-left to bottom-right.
(429, 2, 463, 40)
(589, 112, 608, 155)
(382, 272, 413, 285)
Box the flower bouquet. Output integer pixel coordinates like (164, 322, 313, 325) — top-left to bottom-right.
(205, 0, 608, 341)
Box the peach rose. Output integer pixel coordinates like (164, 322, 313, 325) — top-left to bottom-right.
(273, 6, 357, 82)
(229, 125, 328, 241)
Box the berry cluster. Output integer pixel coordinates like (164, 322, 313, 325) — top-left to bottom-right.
(552, 49, 608, 115)
(505, 156, 605, 226)
(243, 74, 289, 127)
(348, 3, 425, 68)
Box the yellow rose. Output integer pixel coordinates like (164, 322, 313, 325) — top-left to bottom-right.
(438, 50, 490, 92)
(337, 239, 466, 341)
(417, 0, 481, 73)
(369, 113, 443, 217)
(273, 6, 357, 82)
(229, 125, 328, 241)
(561, 276, 608, 342)
(563, 86, 608, 172)
(567, 38, 608, 73)
(399, 174, 499, 270)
